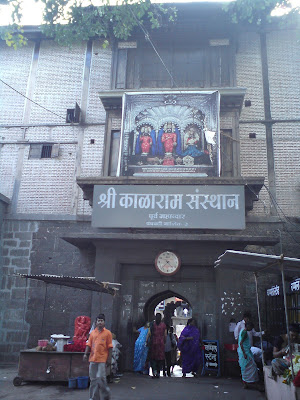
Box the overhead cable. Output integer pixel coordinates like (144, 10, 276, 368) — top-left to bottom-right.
(0, 78, 66, 121)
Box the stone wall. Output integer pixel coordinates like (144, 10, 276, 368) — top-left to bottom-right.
(0, 219, 95, 362)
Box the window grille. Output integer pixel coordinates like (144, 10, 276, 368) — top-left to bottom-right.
(41, 145, 53, 158)
(29, 143, 59, 159)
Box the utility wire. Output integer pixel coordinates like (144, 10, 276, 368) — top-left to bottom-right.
(131, 8, 300, 250)
(263, 184, 300, 232)
(0, 78, 66, 121)
(129, 7, 268, 207)
(128, 7, 179, 88)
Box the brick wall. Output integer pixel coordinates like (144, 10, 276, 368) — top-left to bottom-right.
(0, 144, 19, 200)
(86, 41, 112, 123)
(1, 32, 299, 217)
(28, 41, 86, 124)
(17, 144, 77, 214)
(236, 29, 300, 218)
(0, 42, 34, 125)
(267, 29, 300, 120)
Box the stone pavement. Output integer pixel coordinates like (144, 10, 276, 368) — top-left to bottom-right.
(0, 365, 266, 400)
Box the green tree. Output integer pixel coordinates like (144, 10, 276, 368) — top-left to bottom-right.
(224, 0, 299, 26)
(0, 0, 177, 48)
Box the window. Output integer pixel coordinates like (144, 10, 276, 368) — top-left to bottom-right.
(114, 39, 234, 89)
(41, 145, 53, 158)
(29, 144, 60, 159)
(66, 103, 81, 123)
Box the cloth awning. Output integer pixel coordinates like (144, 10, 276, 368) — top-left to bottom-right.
(15, 273, 121, 295)
(214, 250, 300, 274)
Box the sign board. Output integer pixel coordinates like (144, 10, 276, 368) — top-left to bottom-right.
(92, 185, 245, 230)
(201, 340, 220, 377)
(118, 91, 220, 177)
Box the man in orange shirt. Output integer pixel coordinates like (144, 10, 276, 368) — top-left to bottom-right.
(83, 314, 113, 400)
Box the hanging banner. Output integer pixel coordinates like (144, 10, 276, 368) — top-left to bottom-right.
(118, 91, 220, 177)
(92, 184, 245, 230)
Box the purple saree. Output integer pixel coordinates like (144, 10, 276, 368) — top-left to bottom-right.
(178, 325, 202, 374)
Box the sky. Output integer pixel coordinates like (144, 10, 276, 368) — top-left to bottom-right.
(0, 0, 298, 26)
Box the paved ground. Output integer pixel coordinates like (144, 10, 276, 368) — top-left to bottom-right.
(0, 365, 266, 400)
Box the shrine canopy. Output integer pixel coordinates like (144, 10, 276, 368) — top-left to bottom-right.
(214, 250, 300, 274)
(15, 274, 121, 295)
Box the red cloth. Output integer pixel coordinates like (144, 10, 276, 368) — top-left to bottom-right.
(64, 340, 86, 352)
(293, 370, 300, 387)
(73, 315, 91, 342)
(151, 322, 166, 361)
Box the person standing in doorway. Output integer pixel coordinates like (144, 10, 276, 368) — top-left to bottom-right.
(164, 325, 177, 377)
(178, 318, 202, 378)
(83, 314, 113, 400)
(149, 313, 167, 378)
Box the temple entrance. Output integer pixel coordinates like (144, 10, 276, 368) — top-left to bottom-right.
(144, 290, 192, 340)
(144, 290, 193, 328)
(143, 290, 195, 378)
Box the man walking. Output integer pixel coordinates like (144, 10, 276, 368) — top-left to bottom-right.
(83, 314, 113, 400)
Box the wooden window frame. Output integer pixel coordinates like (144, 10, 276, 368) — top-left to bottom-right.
(113, 38, 236, 90)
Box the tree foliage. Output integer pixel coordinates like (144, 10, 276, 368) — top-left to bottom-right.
(0, 0, 177, 48)
(224, 0, 300, 26)
(1, 0, 299, 49)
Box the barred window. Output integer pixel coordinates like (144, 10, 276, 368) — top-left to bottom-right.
(41, 145, 53, 158)
(29, 144, 60, 159)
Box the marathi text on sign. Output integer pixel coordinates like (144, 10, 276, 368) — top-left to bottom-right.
(97, 187, 240, 211)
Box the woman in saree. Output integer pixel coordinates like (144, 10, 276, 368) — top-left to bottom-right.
(177, 318, 202, 377)
(133, 321, 149, 373)
(238, 321, 262, 390)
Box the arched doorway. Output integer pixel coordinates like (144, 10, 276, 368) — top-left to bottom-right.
(143, 290, 196, 377)
(144, 290, 192, 338)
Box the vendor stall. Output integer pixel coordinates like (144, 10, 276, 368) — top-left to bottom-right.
(13, 274, 121, 386)
(215, 250, 300, 400)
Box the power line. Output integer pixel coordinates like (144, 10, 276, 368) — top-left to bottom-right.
(128, 7, 179, 88)
(263, 184, 300, 232)
(0, 78, 66, 121)
(129, 7, 269, 207)
(126, 9, 300, 249)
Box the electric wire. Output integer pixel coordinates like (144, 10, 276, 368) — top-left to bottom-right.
(129, 10, 300, 249)
(128, 6, 275, 216)
(128, 6, 179, 88)
(263, 184, 300, 230)
(0, 78, 66, 121)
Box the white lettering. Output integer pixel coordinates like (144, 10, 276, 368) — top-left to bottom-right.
(186, 193, 240, 210)
(267, 285, 280, 296)
(291, 280, 300, 292)
(97, 187, 116, 208)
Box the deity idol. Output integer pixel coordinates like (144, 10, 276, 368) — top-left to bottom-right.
(135, 125, 156, 156)
(157, 122, 182, 156)
(140, 126, 153, 155)
(182, 126, 204, 157)
(161, 124, 177, 154)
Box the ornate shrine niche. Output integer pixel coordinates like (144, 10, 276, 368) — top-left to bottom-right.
(118, 91, 220, 177)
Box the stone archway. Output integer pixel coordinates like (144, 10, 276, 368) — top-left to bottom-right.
(144, 290, 192, 324)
